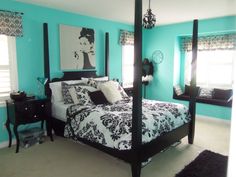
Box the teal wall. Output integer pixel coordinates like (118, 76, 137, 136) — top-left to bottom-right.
(0, 0, 132, 143)
(143, 16, 236, 120)
(0, 0, 235, 144)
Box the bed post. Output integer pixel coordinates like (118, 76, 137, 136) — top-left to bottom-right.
(105, 32, 109, 78)
(131, 0, 142, 177)
(188, 19, 198, 144)
(43, 23, 51, 97)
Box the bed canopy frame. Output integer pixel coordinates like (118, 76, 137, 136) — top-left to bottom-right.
(43, 1, 198, 176)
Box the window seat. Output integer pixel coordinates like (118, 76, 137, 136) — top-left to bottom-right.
(173, 88, 233, 107)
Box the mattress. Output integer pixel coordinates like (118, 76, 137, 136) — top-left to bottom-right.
(51, 102, 71, 122)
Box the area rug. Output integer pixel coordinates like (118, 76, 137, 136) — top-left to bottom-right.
(175, 150, 228, 177)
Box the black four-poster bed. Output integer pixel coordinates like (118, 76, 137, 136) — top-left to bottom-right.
(43, 1, 198, 176)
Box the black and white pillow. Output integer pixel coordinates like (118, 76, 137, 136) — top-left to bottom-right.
(73, 85, 97, 105)
(61, 82, 81, 104)
(61, 82, 95, 104)
(86, 78, 107, 89)
(198, 88, 214, 98)
(174, 85, 183, 96)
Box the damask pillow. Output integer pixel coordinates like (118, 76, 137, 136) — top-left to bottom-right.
(61, 82, 87, 104)
(68, 87, 79, 104)
(74, 85, 97, 105)
(50, 80, 86, 102)
(198, 88, 214, 98)
(86, 78, 107, 89)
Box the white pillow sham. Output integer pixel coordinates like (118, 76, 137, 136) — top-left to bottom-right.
(100, 81, 122, 104)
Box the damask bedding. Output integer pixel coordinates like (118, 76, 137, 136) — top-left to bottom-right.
(64, 98, 190, 150)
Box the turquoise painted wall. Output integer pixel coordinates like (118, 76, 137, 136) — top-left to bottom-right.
(0, 0, 132, 143)
(143, 16, 236, 120)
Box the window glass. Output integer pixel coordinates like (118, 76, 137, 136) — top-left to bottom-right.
(185, 50, 235, 89)
(122, 45, 134, 88)
(0, 35, 18, 102)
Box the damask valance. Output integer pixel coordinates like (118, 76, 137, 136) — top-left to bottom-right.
(181, 33, 236, 51)
(119, 30, 134, 45)
(0, 10, 23, 37)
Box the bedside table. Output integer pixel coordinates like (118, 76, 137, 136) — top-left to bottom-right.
(5, 98, 53, 153)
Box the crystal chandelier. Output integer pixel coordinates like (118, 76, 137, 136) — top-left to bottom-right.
(143, 0, 156, 29)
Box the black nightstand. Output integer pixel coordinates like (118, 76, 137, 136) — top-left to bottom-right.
(5, 98, 53, 153)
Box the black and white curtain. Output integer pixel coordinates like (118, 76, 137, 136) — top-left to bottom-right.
(119, 30, 134, 45)
(0, 11, 23, 37)
(181, 33, 236, 51)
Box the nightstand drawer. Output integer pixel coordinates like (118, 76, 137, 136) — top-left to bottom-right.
(16, 102, 35, 117)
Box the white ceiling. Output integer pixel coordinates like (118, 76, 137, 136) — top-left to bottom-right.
(17, 0, 236, 25)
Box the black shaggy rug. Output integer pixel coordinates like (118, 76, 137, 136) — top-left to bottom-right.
(175, 150, 228, 177)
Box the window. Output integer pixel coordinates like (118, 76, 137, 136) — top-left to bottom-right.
(0, 35, 18, 103)
(122, 45, 134, 88)
(184, 50, 235, 89)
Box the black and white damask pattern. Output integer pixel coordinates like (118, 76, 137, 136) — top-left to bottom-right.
(198, 88, 213, 98)
(61, 82, 96, 104)
(0, 11, 23, 37)
(64, 98, 190, 150)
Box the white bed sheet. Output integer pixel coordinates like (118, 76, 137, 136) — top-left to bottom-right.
(51, 102, 72, 122)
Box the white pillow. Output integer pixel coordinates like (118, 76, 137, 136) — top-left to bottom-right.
(100, 81, 122, 104)
(49, 80, 85, 102)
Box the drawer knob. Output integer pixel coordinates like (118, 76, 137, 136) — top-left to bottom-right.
(25, 107, 28, 110)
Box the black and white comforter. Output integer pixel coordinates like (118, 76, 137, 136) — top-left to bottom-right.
(64, 99, 190, 150)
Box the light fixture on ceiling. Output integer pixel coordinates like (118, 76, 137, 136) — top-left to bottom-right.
(143, 0, 156, 29)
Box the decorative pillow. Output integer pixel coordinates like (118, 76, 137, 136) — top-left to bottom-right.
(86, 78, 107, 89)
(213, 88, 233, 100)
(73, 85, 97, 105)
(114, 81, 129, 98)
(89, 90, 109, 105)
(100, 81, 123, 104)
(49, 80, 86, 102)
(174, 85, 183, 96)
(61, 82, 87, 104)
(198, 88, 214, 98)
(68, 87, 79, 104)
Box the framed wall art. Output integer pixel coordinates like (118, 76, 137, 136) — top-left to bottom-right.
(59, 24, 95, 70)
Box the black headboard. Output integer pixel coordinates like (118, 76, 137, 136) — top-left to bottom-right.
(51, 71, 97, 82)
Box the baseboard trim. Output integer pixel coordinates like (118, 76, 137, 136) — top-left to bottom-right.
(197, 114, 231, 125)
(0, 140, 16, 149)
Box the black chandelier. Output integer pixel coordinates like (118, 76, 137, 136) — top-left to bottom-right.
(143, 0, 156, 29)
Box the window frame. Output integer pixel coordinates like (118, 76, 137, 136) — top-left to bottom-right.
(184, 50, 235, 89)
(0, 35, 18, 105)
